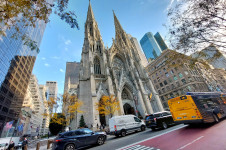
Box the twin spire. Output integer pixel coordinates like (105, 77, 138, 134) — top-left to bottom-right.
(86, 1, 126, 41)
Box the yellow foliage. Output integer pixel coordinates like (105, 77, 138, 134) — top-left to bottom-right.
(96, 95, 120, 117)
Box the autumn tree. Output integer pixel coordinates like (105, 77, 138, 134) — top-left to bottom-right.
(96, 95, 120, 118)
(49, 113, 66, 135)
(62, 93, 83, 126)
(167, 0, 226, 53)
(0, 0, 79, 51)
(79, 115, 86, 128)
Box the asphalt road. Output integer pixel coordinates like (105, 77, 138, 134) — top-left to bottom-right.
(119, 120, 226, 150)
(84, 124, 186, 150)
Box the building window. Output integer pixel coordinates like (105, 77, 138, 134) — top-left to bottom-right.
(187, 86, 192, 91)
(166, 86, 170, 91)
(162, 88, 165, 93)
(164, 80, 168, 85)
(171, 84, 175, 89)
(168, 78, 172, 83)
(170, 70, 174, 74)
(184, 71, 189, 75)
(160, 83, 163, 87)
(163, 68, 166, 72)
(176, 82, 180, 87)
(178, 73, 183, 78)
(181, 79, 186, 85)
(156, 85, 159, 89)
(173, 75, 178, 81)
(188, 77, 192, 82)
(158, 90, 161, 95)
(94, 57, 101, 74)
(165, 72, 169, 77)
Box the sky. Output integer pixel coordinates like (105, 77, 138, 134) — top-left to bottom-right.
(33, 0, 174, 95)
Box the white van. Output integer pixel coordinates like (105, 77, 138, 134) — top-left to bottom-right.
(109, 115, 146, 137)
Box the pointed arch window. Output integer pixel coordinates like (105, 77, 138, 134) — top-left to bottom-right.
(94, 57, 101, 74)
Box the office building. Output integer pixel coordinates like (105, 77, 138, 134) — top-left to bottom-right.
(0, 1, 53, 134)
(146, 50, 210, 110)
(140, 32, 168, 61)
(46, 81, 58, 114)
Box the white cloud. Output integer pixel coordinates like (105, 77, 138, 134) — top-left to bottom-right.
(65, 40, 72, 45)
(44, 63, 50, 67)
(41, 57, 46, 60)
(51, 56, 61, 59)
(60, 69, 64, 73)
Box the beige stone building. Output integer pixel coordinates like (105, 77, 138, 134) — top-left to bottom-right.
(39, 85, 50, 135)
(29, 75, 44, 135)
(146, 50, 210, 110)
(211, 69, 226, 92)
(74, 2, 164, 129)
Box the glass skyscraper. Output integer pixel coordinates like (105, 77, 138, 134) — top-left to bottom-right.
(140, 32, 168, 61)
(0, 10, 50, 134)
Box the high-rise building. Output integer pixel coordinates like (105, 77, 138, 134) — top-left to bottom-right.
(62, 62, 80, 115)
(46, 81, 58, 114)
(140, 32, 168, 61)
(0, 0, 53, 134)
(39, 85, 50, 136)
(128, 35, 148, 67)
(192, 44, 226, 70)
(29, 75, 44, 136)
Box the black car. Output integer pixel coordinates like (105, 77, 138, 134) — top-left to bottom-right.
(145, 111, 174, 130)
(52, 128, 107, 150)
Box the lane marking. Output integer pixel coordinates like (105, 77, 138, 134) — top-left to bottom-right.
(177, 136, 204, 150)
(116, 125, 187, 150)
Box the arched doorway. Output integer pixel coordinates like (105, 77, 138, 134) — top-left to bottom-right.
(123, 103, 135, 115)
(98, 98, 106, 126)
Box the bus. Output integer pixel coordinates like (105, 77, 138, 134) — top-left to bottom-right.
(168, 92, 226, 124)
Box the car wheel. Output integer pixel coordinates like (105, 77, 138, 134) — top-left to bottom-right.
(121, 130, 126, 137)
(213, 114, 219, 123)
(64, 144, 76, 150)
(162, 122, 168, 129)
(141, 125, 146, 131)
(97, 136, 104, 145)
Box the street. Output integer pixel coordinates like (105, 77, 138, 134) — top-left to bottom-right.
(87, 120, 226, 150)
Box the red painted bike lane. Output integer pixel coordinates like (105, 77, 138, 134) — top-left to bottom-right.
(120, 120, 226, 150)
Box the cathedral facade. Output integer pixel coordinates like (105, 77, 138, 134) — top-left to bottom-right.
(74, 2, 164, 129)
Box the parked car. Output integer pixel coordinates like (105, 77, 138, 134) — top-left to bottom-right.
(52, 128, 107, 150)
(109, 115, 146, 137)
(145, 111, 175, 130)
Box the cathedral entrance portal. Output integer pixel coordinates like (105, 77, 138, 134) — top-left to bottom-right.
(123, 103, 135, 115)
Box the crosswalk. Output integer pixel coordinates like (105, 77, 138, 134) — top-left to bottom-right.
(122, 145, 160, 150)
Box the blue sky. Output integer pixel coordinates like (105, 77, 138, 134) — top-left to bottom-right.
(33, 0, 173, 95)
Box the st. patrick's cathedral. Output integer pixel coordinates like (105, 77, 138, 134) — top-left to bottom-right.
(73, 2, 164, 129)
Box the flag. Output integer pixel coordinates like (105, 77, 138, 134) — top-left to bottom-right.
(149, 93, 152, 100)
(5, 121, 14, 130)
(17, 124, 23, 132)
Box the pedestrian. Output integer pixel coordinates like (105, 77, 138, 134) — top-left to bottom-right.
(97, 123, 99, 130)
(102, 124, 105, 129)
(7, 141, 14, 150)
(22, 138, 28, 150)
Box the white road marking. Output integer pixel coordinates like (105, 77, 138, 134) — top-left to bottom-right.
(177, 136, 204, 150)
(122, 145, 156, 150)
(116, 125, 187, 150)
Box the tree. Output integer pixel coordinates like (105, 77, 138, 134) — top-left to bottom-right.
(79, 115, 86, 128)
(0, 0, 79, 52)
(62, 93, 83, 126)
(96, 95, 120, 118)
(167, 0, 226, 54)
(49, 113, 66, 135)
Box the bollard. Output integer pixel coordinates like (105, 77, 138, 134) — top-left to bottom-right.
(36, 142, 40, 150)
(24, 145, 28, 150)
(47, 140, 53, 149)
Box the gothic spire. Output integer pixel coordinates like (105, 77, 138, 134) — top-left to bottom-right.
(113, 11, 128, 46)
(87, 0, 95, 22)
(113, 11, 125, 36)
